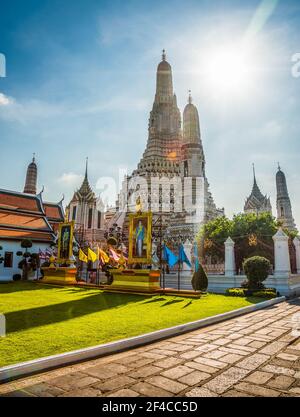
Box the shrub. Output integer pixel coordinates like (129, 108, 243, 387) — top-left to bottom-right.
(252, 289, 276, 299)
(243, 256, 271, 290)
(226, 288, 245, 297)
(21, 239, 33, 249)
(226, 287, 276, 298)
(12, 274, 21, 281)
(191, 264, 208, 292)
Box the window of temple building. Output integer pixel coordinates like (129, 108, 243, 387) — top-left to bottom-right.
(192, 178, 197, 205)
(88, 208, 93, 229)
(281, 207, 284, 217)
(97, 211, 101, 229)
(4, 252, 13, 268)
(72, 205, 77, 221)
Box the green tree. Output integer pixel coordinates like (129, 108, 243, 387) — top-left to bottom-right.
(198, 212, 294, 271)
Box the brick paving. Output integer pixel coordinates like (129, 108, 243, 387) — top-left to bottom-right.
(1, 298, 300, 397)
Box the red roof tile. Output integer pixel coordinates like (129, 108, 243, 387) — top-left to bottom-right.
(0, 191, 43, 213)
(0, 228, 53, 242)
(43, 203, 64, 220)
(0, 211, 49, 230)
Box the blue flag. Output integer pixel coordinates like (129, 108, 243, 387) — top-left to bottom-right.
(178, 244, 192, 267)
(193, 242, 199, 272)
(162, 245, 178, 267)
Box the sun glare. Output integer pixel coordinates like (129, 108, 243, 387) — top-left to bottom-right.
(205, 44, 255, 96)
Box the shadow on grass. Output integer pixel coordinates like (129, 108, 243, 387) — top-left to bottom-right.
(0, 281, 61, 294)
(181, 300, 193, 309)
(141, 297, 167, 304)
(160, 298, 184, 307)
(5, 292, 148, 334)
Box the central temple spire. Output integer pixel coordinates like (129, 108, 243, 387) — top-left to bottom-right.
(155, 49, 173, 100)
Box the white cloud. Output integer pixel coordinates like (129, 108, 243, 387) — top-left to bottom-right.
(57, 172, 83, 188)
(0, 92, 12, 106)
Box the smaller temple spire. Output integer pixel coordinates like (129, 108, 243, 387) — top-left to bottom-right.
(188, 90, 192, 104)
(252, 163, 257, 184)
(277, 162, 281, 171)
(85, 157, 88, 180)
(24, 154, 37, 195)
(162, 49, 166, 61)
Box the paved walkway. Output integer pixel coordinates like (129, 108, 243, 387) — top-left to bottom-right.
(1, 298, 300, 397)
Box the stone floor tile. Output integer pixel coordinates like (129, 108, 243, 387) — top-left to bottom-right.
(202, 367, 249, 394)
(59, 387, 102, 397)
(193, 357, 228, 369)
(146, 376, 187, 394)
(236, 353, 270, 371)
(261, 364, 295, 377)
(234, 382, 281, 397)
(95, 375, 136, 393)
(248, 340, 267, 349)
(107, 389, 139, 397)
(127, 358, 154, 369)
(179, 350, 202, 360)
(218, 347, 249, 356)
(267, 375, 295, 389)
(185, 387, 216, 397)
(203, 350, 228, 360)
(185, 361, 220, 374)
(160, 365, 193, 380)
(222, 390, 253, 397)
(244, 371, 273, 385)
(178, 371, 210, 386)
(260, 341, 288, 355)
(131, 382, 173, 397)
(128, 365, 161, 379)
(154, 357, 184, 369)
(23, 382, 65, 397)
(276, 353, 298, 361)
(219, 353, 244, 364)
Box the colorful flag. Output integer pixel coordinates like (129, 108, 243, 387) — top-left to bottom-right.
(162, 245, 178, 267)
(109, 248, 120, 262)
(179, 244, 192, 267)
(87, 248, 97, 263)
(98, 247, 110, 264)
(193, 242, 199, 272)
(79, 248, 88, 263)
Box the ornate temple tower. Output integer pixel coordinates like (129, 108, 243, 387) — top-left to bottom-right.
(67, 159, 104, 244)
(244, 165, 272, 214)
(23, 155, 37, 194)
(107, 52, 222, 241)
(276, 165, 297, 232)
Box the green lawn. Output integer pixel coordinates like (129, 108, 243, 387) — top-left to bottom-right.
(0, 282, 261, 367)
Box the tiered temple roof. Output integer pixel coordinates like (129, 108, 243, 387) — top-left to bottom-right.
(0, 189, 58, 242)
(244, 165, 272, 214)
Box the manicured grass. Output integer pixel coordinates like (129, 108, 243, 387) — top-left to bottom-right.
(0, 282, 261, 367)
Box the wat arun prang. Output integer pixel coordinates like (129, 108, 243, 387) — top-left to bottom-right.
(107, 51, 224, 242)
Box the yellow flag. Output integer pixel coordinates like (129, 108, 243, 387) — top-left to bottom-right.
(88, 248, 97, 263)
(79, 248, 88, 263)
(98, 247, 110, 264)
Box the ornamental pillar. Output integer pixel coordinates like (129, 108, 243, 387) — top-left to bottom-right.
(224, 237, 236, 276)
(273, 228, 290, 277)
(293, 236, 300, 274)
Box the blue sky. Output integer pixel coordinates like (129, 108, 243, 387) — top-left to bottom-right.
(0, 0, 300, 226)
